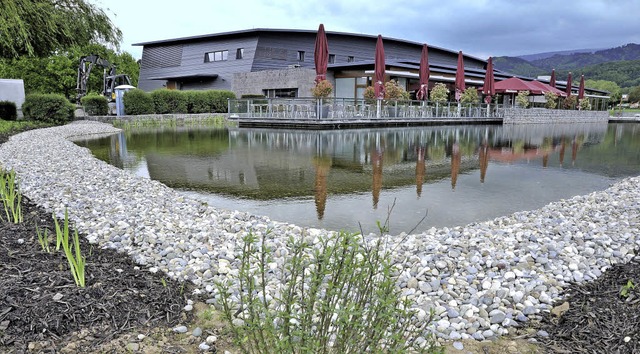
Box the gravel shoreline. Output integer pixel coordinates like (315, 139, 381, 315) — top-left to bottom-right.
(1, 121, 638, 343)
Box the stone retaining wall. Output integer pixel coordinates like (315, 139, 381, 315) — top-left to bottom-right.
(503, 108, 609, 124)
(80, 113, 224, 124)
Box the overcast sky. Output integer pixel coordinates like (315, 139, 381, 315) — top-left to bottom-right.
(93, 0, 640, 60)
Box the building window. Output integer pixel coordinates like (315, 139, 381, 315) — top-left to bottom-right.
(204, 50, 228, 62)
(347, 56, 355, 63)
(297, 51, 305, 61)
(236, 48, 244, 59)
(263, 88, 298, 98)
(328, 54, 335, 64)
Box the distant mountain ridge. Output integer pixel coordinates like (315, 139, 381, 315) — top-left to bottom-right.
(516, 48, 602, 62)
(494, 43, 640, 87)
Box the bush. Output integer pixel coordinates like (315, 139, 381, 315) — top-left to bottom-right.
(544, 92, 558, 109)
(123, 89, 154, 115)
(22, 94, 74, 124)
(80, 94, 108, 116)
(0, 101, 18, 121)
(460, 87, 479, 105)
(516, 90, 530, 108)
(430, 83, 449, 104)
(184, 91, 211, 114)
(217, 230, 437, 353)
(210, 90, 236, 113)
(150, 89, 188, 114)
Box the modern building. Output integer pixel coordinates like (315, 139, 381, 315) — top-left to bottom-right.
(134, 28, 607, 103)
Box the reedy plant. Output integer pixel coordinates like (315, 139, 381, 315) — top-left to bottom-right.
(36, 224, 51, 253)
(0, 169, 23, 223)
(53, 209, 86, 287)
(217, 228, 438, 353)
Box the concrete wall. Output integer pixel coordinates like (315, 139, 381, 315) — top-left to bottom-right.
(503, 108, 609, 124)
(233, 68, 332, 98)
(0, 79, 26, 118)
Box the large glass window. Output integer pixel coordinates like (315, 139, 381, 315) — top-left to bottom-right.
(264, 88, 298, 98)
(204, 50, 228, 62)
(336, 78, 356, 98)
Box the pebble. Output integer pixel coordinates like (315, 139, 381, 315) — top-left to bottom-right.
(192, 327, 203, 337)
(2, 121, 639, 343)
(453, 341, 464, 350)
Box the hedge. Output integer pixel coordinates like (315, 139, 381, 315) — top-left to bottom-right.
(22, 94, 74, 124)
(80, 94, 108, 116)
(150, 89, 188, 114)
(0, 101, 17, 121)
(123, 89, 154, 115)
(184, 91, 212, 114)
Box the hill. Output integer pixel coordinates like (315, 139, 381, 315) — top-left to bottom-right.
(517, 48, 600, 62)
(494, 43, 640, 87)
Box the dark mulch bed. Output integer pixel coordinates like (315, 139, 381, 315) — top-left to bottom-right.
(0, 196, 192, 353)
(536, 256, 640, 354)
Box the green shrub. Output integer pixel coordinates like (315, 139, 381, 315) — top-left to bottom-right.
(184, 91, 212, 114)
(80, 94, 108, 116)
(210, 90, 236, 113)
(0, 101, 18, 121)
(217, 230, 437, 353)
(22, 94, 74, 124)
(150, 89, 188, 114)
(123, 89, 154, 115)
(430, 83, 449, 104)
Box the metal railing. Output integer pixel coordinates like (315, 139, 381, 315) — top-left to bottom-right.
(228, 98, 508, 120)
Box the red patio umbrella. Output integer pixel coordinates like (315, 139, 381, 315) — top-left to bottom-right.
(455, 51, 465, 101)
(314, 24, 329, 83)
(549, 69, 556, 88)
(374, 35, 386, 99)
(417, 44, 430, 100)
(578, 75, 585, 100)
(565, 72, 573, 97)
(483, 57, 495, 104)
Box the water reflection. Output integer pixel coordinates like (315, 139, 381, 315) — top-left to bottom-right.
(76, 122, 640, 233)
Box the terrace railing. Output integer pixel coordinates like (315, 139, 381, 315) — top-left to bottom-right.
(228, 98, 508, 120)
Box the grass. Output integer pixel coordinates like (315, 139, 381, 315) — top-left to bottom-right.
(53, 209, 86, 287)
(0, 169, 23, 223)
(0, 119, 50, 134)
(217, 229, 440, 354)
(36, 224, 51, 253)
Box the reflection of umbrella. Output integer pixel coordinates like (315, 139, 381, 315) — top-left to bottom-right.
(313, 157, 331, 220)
(549, 69, 556, 88)
(415, 145, 426, 197)
(483, 57, 495, 104)
(314, 24, 329, 83)
(374, 35, 386, 99)
(372, 148, 383, 209)
(479, 142, 489, 183)
(565, 72, 573, 97)
(559, 138, 566, 166)
(455, 51, 465, 101)
(451, 143, 461, 190)
(578, 75, 585, 100)
(417, 44, 430, 100)
(572, 136, 578, 165)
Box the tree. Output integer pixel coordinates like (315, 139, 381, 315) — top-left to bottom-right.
(0, 44, 139, 100)
(0, 0, 122, 58)
(515, 90, 530, 108)
(460, 87, 478, 105)
(585, 79, 622, 103)
(429, 83, 449, 104)
(628, 86, 640, 104)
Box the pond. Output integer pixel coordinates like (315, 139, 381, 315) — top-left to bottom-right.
(76, 122, 640, 234)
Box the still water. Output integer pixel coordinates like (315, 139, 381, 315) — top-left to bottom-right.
(77, 123, 640, 234)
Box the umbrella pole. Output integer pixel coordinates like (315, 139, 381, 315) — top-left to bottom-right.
(376, 99, 381, 118)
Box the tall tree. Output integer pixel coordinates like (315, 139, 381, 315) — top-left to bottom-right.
(0, 0, 122, 58)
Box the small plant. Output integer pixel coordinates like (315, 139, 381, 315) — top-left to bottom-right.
(620, 280, 635, 298)
(515, 90, 530, 108)
(544, 91, 558, 109)
(217, 229, 437, 353)
(36, 224, 51, 253)
(311, 79, 333, 98)
(578, 98, 591, 111)
(53, 209, 86, 287)
(429, 83, 449, 104)
(563, 95, 577, 110)
(384, 80, 410, 102)
(0, 169, 23, 223)
(460, 87, 479, 106)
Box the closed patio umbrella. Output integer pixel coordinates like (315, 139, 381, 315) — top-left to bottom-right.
(417, 44, 430, 100)
(578, 75, 585, 100)
(483, 57, 495, 104)
(455, 51, 465, 102)
(314, 24, 329, 83)
(549, 69, 556, 88)
(565, 72, 573, 97)
(374, 35, 385, 118)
